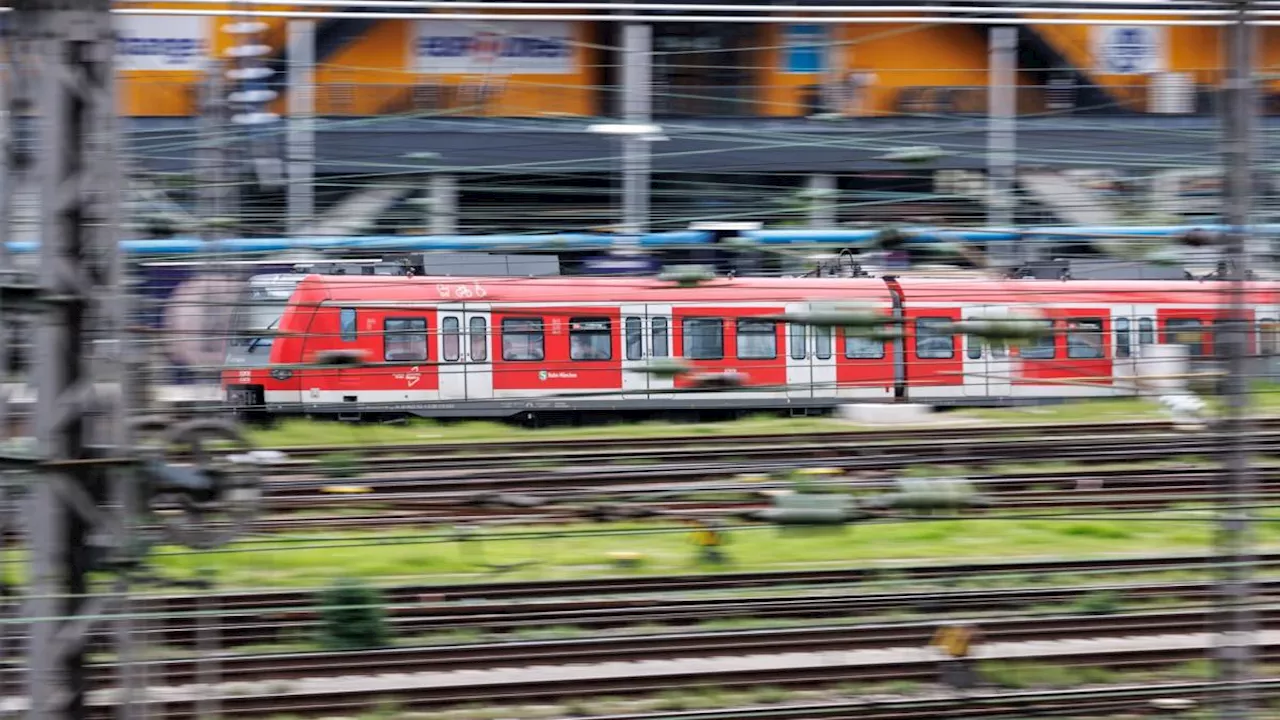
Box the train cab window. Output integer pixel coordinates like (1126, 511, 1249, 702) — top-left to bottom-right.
(502, 318, 545, 361)
(1165, 318, 1206, 358)
(683, 318, 724, 360)
(1019, 321, 1056, 360)
(442, 316, 461, 362)
(1138, 318, 1154, 346)
(625, 317, 643, 361)
(1115, 318, 1131, 359)
(570, 317, 612, 361)
(814, 327, 833, 360)
(1067, 318, 1104, 359)
(1261, 319, 1278, 356)
(384, 317, 428, 362)
(652, 317, 669, 358)
(339, 308, 357, 342)
(915, 318, 954, 359)
(469, 316, 488, 362)
(736, 319, 777, 360)
(789, 324, 806, 360)
(845, 331, 884, 359)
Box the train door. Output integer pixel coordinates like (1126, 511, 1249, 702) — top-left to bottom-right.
(620, 303, 675, 394)
(1111, 305, 1140, 390)
(784, 303, 835, 398)
(962, 306, 1012, 397)
(438, 303, 493, 401)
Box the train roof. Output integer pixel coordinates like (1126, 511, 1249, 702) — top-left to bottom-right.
(291, 274, 1280, 307)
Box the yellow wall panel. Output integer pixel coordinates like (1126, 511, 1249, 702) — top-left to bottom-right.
(759, 21, 1035, 116)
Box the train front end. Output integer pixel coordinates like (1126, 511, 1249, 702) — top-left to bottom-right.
(221, 274, 304, 419)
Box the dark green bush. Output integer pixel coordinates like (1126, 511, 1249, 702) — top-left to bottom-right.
(316, 578, 389, 650)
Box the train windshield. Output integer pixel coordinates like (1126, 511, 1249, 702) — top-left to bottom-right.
(226, 276, 301, 362)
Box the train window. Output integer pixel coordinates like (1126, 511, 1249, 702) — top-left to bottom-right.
(570, 317, 612, 361)
(502, 318, 545, 361)
(683, 318, 724, 360)
(384, 318, 428, 363)
(652, 317, 669, 358)
(845, 331, 884, 359)
(966, 329, 983, 360)
(1262, 319, 1278, 356)
(915, 318, 954, 359)
(1115, 318, 1131, 359)
(469, 316, 487, 362)
(1067, 318, 1104, 359)
(815, 327, 833, 360)
(625, 317, 643, 361)
(442, 316, 461, 362)
(340, 308, 357, 342)
(736, 319, 777, 360)
(1019, 321, 1055, 360)
(789, 324, 806, 360)
(1138, 318, 1154, 346)
(1165, 318, 1206, 358)
(1212, 319, 1235, 360)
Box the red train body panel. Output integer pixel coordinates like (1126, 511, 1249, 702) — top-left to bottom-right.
(221, 275, 1280, 418)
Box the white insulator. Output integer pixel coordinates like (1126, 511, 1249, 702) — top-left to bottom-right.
(224, 43, 272, 58)
(227, 67, 275, 81)
(228, 89, 278, 104)
(223, 21, 269, 34)
(231, 111, 280, 125)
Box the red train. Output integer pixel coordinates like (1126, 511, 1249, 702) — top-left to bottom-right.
(221, 274, 1280, 419)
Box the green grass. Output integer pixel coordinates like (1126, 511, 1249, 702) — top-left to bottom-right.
(139, 508, 1280, 589)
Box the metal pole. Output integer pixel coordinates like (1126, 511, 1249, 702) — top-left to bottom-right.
(18, 3, 133, 720)
(1215, 3, 1256, 719)
(987, 26, 1017, 260)
(806, 174, 836, 227)
(429, 174, 459, 235)
(621, 23, 651, 236)
(286, 20, 315, 237)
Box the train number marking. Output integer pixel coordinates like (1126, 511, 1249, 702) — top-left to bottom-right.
(437, 282, 487, 300)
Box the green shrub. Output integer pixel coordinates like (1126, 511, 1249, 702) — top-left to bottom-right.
(316, 578, 389, 650)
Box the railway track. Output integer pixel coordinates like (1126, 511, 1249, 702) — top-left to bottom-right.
(47, 606, 1280, 691)
(62, 630, 1280, 719)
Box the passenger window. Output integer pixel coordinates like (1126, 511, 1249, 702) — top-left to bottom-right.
(442, 316, 461, 362)
(845, 330, 884, 359)
(1115, 318, 1131, 359)
(1019, 320, 1056, 360)
(1067, 318, 1104, 359)
(625, 317, 643, 361)
(1139, 318, 1154, 346)
(789, 324, 806, 360)
(1262, 319, 1278, 356)
(1213, 319, 1234, 360)
(502, 318, 545, 361)
(652, 317, 669, 358)
(915, 318, 954, 359)
(469, 316, 487, 361)
(569, 317, 612, 361)
(1165, 318, 1205, 358)
(682, 318, 724, 360)
(736, 319, 777, 360)
(384, 317, 428, 362)
(340, 308, 357, 342)
(815, 327, 832, 360)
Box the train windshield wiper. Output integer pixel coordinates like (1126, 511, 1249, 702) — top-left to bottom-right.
(246, 318, 279, 355)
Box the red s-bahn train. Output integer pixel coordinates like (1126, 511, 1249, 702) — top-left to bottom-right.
(221, 274, 1280, 420)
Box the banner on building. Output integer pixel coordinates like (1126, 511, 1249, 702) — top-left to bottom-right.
(1091, 26, 1166, 75)
(782, 25, 826, 74)
(412, 20, 575, 74)
(115, 15, 208, 71)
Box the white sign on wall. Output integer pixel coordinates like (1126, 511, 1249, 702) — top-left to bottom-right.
(115, 16, 209, 71)
(412, 20, 574, 74)
(1091, 26, 1166, 75)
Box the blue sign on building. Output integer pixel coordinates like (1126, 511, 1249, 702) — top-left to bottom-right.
(783, 25, 826, 74)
